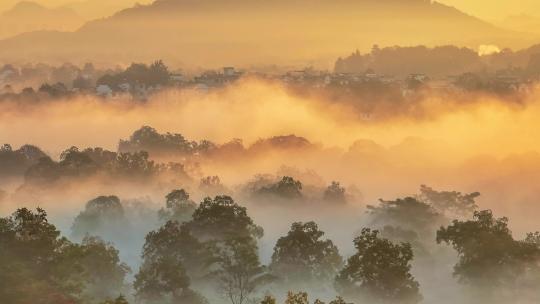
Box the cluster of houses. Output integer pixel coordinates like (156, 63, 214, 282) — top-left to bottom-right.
(0, 64, 534, 100)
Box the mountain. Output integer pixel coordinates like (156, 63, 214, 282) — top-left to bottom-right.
(62, 0, 153, 20)
(0, 0, 535, 67)
(0, 1, 84, 40)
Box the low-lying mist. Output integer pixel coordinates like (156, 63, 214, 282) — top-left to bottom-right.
(2, 77, 540, 304)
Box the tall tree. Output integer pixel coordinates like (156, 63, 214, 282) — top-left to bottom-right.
(213, 238, 272, 304)
(335, 228, 422, 304)
(270, 221, 342, 286)
(437, 210, 540, 299)
(188, 195, 263, 242)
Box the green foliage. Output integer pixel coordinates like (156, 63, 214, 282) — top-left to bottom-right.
(0, 208, 129, 304)
(437, 210, 540, 291)
(213, 238, 272, 304)
(76, 236, 131, 302)
(134, 220, 209, 301)
(285, 291, 309, 304)
(270, 221, 342, 285)
(260, 295, 276, 304)
(188, 195, 263, 241)
(158, 189, 197, 223)
(335, 228, 422, 304)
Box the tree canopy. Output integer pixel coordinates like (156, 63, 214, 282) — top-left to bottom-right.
(270, 221, 342, 286)
(335, 228, 422, 304)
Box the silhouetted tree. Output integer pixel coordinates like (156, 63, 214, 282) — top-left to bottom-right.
(134, 221, 208, 304)
(335, 228, 422, 304)
(437, 210, 540, 297)
(0, 208, 129, 304)
(270, 221, 342, 285)
(188, 195, 263, 242)
(213, 238, 272, 304)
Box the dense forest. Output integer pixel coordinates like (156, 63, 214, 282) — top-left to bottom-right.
(2, 126, 540, 304)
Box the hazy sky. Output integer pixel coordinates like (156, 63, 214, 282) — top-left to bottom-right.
(438, 0, 540, 20)
(1, 1, 538, 21)
(0, 0, 540, 21)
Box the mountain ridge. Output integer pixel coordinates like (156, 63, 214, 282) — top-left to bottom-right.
(0, 0, 535, 67)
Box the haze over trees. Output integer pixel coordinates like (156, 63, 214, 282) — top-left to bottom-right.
(270, 222, 342, 288)
(335, 228, 422, 304)
(437, 210, 540, 301)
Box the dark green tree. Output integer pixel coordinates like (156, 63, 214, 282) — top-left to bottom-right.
(213, 238, 272, 304)
(437, 210, 540, 296)
(76, 236, 131, 302)
(188, 195, 263, 242)
(0, 208, 130, 304)
(335, 228, 422, 304)
(270, 222, 342, 285)
(134, 221, 207, 304)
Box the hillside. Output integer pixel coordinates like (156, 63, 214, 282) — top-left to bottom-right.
(0, 0, 535, 67)
(0, 1, 84, 40)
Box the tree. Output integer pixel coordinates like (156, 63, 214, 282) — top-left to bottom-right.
(418, 185, 479, 218)
(256, 176, 303, 200)
(158, 189, 197, 223)
(0, 208, 79, 304)
(71, 195, 128, 240)
(270, 222, 342, 285)
(335, 228, 422, 304)
(134, 220, 210, 296)
(285, 292, 308, 304)
(76, 236, 131, 302)
(188, 195, 263, 242)
(0, 208, 129, 304)
(260, 295, 276, 304)
(437, 210, 540, 295)
(323, 181, 347, 204)
(213, 238, 272, 304)
(367, 197, 442, 238)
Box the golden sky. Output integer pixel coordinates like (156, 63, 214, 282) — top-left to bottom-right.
(438, 0, 539, 20)
(1, 1, 538, 21)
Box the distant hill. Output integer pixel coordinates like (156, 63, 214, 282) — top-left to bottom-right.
(0, 1, 84, 40)
(62, 0, 153, 20)
(0, 0, 535, 67)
